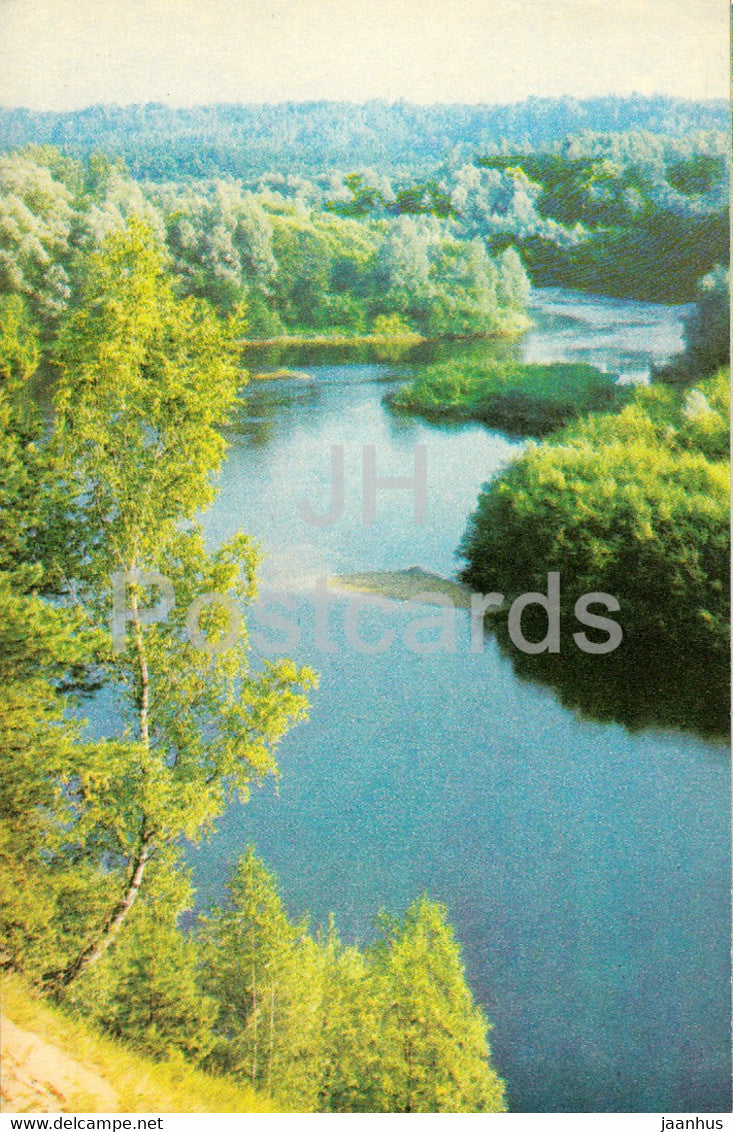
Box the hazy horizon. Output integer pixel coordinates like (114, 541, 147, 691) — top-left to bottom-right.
(0, 91, 728, 114)
(0, 0, 728, 113)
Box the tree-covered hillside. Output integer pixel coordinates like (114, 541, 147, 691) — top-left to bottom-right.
(472, 133, 729, 301)
(329, 129, 730, 303)
(0, 96, 727, 180)
(0, 212, 508, 1113)
(0, 148, 531, 340)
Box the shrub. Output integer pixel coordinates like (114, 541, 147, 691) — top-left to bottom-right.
(459, 372, 730, 657)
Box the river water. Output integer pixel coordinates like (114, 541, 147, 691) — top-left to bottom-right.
(191, 289, 730, 1113)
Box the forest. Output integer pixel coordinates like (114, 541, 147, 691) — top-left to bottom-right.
(0, 99, 730, 1112)
(1, 126, 728, 346)
(0, 148, 530, 340)
(475, 143, 728, 301)
(329, 130, 729, 302)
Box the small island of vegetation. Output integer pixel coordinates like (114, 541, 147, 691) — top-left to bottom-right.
(387, 360, 624, 435)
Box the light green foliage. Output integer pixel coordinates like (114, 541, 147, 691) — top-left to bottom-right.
(0, 152, 74, 323)
(198, 851, 506, 1113)
(460, 371, 730, 655)
(77, 154, 165, 253)
(0, 293, 40, 382)
(677, 374, 729, 460)
(390, 360, 622, 434)
(365, 897, 506, 1113)
(314, 925, 376, 1112)
(372, 216, 529, 338)
(267, 205, 375, 333)
(0, 293, 75, 596)
(496, 246, 532, 310)
(198, 849, 325, 1109)
(53, 218, 242, 572)
(163, 182, 279, 317)
(67, 860, 218, 1063)
(158, 180, 529, 340)
(0, 149, 532, 343)
(328, 130, 728, 305)
(371, 313, 417, 338)
(27, 219, 315, 986)
(0, 219, 321, 1097)
(0, 384, 42, 576)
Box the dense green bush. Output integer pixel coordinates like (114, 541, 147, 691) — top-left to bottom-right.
(460, 371, 730, 657)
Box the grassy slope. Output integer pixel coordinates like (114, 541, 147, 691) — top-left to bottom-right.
(1, 975, 277, 1114)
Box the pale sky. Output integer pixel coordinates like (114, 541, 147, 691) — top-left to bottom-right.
(0, 0, 728, 110)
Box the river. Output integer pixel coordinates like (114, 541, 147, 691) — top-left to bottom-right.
(190, 288, 730, 1113)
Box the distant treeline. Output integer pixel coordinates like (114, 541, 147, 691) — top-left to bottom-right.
(0, 96, 727, 179)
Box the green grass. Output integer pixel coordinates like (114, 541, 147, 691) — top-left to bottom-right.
(1, 974, 278, 1113)
(388, 360, 625, 435)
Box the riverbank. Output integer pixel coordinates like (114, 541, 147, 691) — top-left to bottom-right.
(240, 318, 531, 350)
(242, 331, 423, 348)
(250, 367, 315, 382)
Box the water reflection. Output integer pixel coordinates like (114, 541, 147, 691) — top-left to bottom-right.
(491, 624, 730, 740)
(228, 382, 325, 447)
(241, 330, 519, 374)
